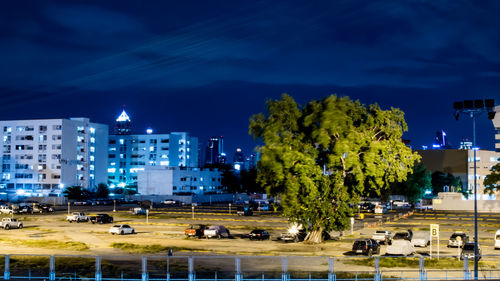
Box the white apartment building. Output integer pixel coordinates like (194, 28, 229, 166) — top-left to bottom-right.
(137, 166, 222, 195)
(0, 118, 108, 196)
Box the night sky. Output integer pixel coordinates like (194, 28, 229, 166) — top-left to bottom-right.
(1, 1, 499, 161)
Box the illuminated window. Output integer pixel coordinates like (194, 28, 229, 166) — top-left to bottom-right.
(119, 139, 124, 145)
(90, 127, 95, 134)
(90, 137, 95, 143)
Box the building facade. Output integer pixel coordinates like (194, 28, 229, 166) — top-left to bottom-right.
(205, 136, 226, 165)
(493, 105, 500, 152)
(107, 132, 199, 189)
(417, 149, 500, 198)
(137, 166, 223, 195)
(107, 110, 199, 190)
(0, 118, 108, 196)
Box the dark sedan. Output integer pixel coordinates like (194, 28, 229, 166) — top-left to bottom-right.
(248, 229, 270, 240)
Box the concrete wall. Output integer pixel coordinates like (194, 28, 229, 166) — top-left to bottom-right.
(433, 192, 500, 212)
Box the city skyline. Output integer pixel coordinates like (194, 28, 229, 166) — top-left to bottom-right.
(1, 1, 499, 157)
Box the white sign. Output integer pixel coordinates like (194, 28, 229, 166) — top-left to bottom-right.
(430, 224, 439, 237)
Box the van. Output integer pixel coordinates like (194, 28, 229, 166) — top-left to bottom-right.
(495, 230, 500, 250)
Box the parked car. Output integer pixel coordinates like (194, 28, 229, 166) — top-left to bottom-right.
(204, 225, 230, 239)
(0, 205, 16, 215)
(18, 205, 33, 214)
(237, 206, 253, 216)
(448, 232, 469, 248)
(162, 199, 178, 206)
(130, 207, 147, 215)
(386, 239, 416, 256)
(278, 224, 307, 243)
(352, 239, 380, 256)
(393, 230, 413, 241)
(248, 229, 270, 240)
(33, 204, 55, 213)
(109, 224, 135, 235)
(411, 233, 430, 247)
(372, 230, 392, 245)
(66, 212, 88, 223)
(0, 218, 23, 230)
(495, 230, 500, 250)
(461, 242, 482, 260)
(185, 224, 207, 238)
(89, 214, 114, 224)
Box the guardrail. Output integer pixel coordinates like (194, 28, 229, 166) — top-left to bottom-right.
(1, 254, 499, 281)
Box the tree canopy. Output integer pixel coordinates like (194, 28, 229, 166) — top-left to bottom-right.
(389, 163, 431, 203)
(431, 171, 463, 195)
(63, 186, 89, 200)
(249, 94, 420, 243)
(484, 163, 500, 194)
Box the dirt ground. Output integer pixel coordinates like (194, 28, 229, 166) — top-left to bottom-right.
(1, 205, 500, 276)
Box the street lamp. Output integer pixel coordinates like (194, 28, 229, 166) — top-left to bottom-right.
(453, 99, 496, 280)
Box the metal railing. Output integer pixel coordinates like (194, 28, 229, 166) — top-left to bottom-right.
(2, 254, 500, 281)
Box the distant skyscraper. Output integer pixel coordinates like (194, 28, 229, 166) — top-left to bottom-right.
(115, 109, 131, 135)
(205, 136, 225, 165)
(233, 148, 245, 171)
(433, 130, 451, 149)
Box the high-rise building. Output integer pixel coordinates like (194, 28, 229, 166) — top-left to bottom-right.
(233, 148, 245, 171)
(115, 109, 131, 135)
(493, 105, 500, 152)
(107, 110, 198, 190)
(0, 118, 108, 197)
(205, 136, 226, 165)
(433, 130, 451, 149)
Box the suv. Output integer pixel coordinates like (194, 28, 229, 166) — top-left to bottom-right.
(448, 232, 469, 248)
(461, 242, 482, 260)
(352, 239, 380, 256)
(89, 214, 114, 224)
(0, 205, 16, 215)
(393, 230, 413, 241)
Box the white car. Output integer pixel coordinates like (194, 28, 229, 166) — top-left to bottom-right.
(411, 233, 430, 247)
(386, 239, 415, 256)
(495, 230, 500, 250)
(109, 224, 135, 235)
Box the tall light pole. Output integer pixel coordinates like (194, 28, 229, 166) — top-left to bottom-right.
(454, 99, 496, 280)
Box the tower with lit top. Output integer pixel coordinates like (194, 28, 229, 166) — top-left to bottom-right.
(115, 109, 131, 135)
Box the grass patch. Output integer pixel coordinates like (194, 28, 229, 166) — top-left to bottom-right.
(344, 257, 490, 269)
(111, 242, 195, 254)
(0, 238, 89, 251)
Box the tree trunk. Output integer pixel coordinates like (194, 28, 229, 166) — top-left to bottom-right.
(305, 228, 323, 243)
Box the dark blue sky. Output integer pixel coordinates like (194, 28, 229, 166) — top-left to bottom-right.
(0, 1, 499, 160)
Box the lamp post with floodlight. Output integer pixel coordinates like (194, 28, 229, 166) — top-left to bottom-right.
(453, 99, 496, 280)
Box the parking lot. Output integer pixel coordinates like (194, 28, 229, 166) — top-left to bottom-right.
(0, 203, 500, 273)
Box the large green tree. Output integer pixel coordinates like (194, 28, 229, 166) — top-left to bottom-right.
(389, 164, 431, 203)
(250, 94, 420, 243)
(484, 163, 500, 194)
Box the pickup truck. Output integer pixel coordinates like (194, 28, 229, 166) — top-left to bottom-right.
(185, 224, 207, 238)
(372, 230, 392, 245)
(89, 214, 114, 224)
(0, 218, 23, 230)
(66, 212, 88, 223)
